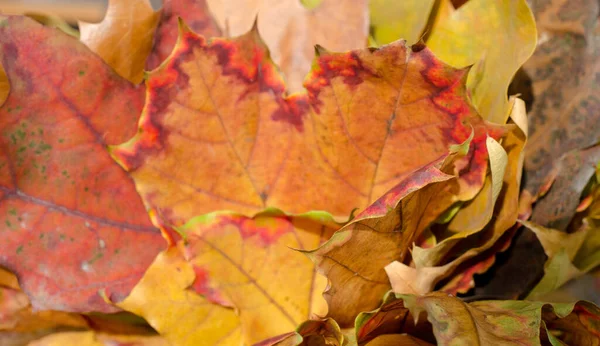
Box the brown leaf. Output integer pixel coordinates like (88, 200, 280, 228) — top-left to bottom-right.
(79, 0, 160, 84)
(523, 0, 600, 201)
(530, 145, 600, 231)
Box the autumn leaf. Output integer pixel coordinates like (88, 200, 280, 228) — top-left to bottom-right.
(112, 22, 504, 225)
(0, 15, 165, 312)
(368, 0, 435, 46)
(426, 0, 537, 123)
(523, 0, 600, 203)
(146, 0, 222, 70)
(79, 0, 160, 84)
(207, 0, 368, 91)
(398, 292, 600, 345)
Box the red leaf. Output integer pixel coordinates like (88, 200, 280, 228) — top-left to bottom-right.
(0, 16, 165, 312)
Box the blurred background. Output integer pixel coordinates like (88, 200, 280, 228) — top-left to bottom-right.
(0, 0, 162, 22)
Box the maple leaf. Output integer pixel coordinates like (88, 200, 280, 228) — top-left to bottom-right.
(111, 23, 503, 225)
(0, 15, 165, 312)
(207, 0, 369, 91)
(79, 0, 160, 84)
(426, 0, 537, 123)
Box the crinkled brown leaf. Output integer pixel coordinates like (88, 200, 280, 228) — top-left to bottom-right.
(523, 0, 600, 203)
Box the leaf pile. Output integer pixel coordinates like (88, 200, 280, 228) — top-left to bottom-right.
(0, 0, 599, 345)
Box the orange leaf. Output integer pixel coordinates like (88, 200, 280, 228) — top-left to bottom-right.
(79, 0, 160, 84)
(112, 23, 504, 226)
(0, 16, 165, 312)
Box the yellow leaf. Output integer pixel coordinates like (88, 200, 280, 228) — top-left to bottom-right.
(427, 0, 537, 123)
(79, 0, 160, 83)
(369, 0, 435, 45)
(117, 247, 242, 345)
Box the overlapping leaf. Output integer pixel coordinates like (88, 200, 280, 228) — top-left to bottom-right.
(207, 0, 369, 91)
(310, 109, 513, 325)
(0, 15, 165, 312)
(426, 0, 537, 123)
(79, 0, 160, 84)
